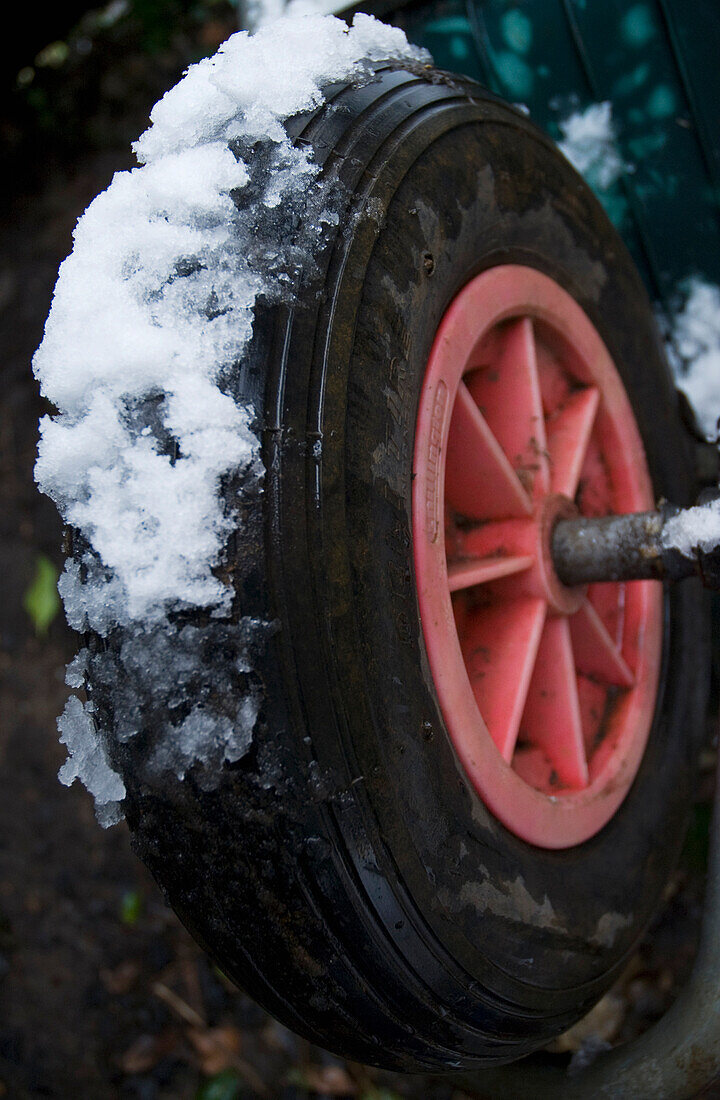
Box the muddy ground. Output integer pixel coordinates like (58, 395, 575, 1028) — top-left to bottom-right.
(0, 5, 716, 1097)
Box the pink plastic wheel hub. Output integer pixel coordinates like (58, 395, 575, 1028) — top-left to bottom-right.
(412, 266, 662, 849)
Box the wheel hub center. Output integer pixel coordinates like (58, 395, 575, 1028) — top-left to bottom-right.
(533, 494, 585, 616)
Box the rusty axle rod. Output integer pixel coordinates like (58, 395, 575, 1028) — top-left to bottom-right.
(551, 494, 720, 590)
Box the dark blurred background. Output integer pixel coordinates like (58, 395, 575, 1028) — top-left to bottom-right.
(0, 3, 713, 1097)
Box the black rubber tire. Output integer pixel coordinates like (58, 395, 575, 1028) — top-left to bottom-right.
(102, 64, 710, 1071)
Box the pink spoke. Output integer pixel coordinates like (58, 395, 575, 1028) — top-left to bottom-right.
(461, 598, 546, 761)
(519, 617, 589, 788)
(448, 555, 533, 592)
(455, 516, 534, 562)
(587, 583, 625, 650)
(570, 598, 635, 687)
(445, 382, 533, 519)
(465, 317, 550, 499)
(576, 675, 609, 758)
(546, 387, 600, 498)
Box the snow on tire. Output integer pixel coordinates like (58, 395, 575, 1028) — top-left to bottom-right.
(34, 15, 425, 822)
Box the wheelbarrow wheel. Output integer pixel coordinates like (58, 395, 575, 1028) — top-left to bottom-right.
(114, 64, 709, 1070)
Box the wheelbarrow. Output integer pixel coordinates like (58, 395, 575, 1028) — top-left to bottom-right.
(40, 2, 720, 1095)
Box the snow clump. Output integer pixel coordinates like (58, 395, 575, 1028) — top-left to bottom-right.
(34, 14, 426, 823)
(663, 497, 720, 557)
(662, 278, 720, 556)
(558, 101, 625, 192)
(556, 106, 720, 446)
(664, 278, 720, 440)
(35, 13, 423, 628)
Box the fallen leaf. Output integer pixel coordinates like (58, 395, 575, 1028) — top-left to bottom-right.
(188, 1026, 242, 1076)
(100, 959, 141, 995)
(188, 1027, 268, 1095)
(120, 890, 143, 926)
(196, 1070, 243, 1100)
(23, 555, 60, 636)
(287, 1063, 357, 1095)
(151, 981, 206, 1028)
(120, 1030, 180, 1074)
(549, 991, 625, 1053)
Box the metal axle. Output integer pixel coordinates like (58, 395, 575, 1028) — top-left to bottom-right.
(552, 493, 720, 590)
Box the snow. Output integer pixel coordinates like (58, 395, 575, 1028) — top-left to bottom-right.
(34, 14, 425, 823)
(150, 695, 260, 780)
(556, 105, 720, 446)
(58, 697, 126, 827)
(663, 498, 720, 556)
(558, 101, 625, 192)
(664, 278, 720, 440)
(660, 279, 720, 553)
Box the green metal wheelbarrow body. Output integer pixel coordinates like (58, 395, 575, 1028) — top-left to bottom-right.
(397, 0, 720, 312)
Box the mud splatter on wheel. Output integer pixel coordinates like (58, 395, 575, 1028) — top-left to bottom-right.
(116, 61, 709, 1070)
